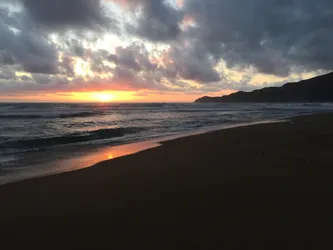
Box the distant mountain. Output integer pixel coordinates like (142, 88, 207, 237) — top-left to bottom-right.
(195, 72, 333, 103)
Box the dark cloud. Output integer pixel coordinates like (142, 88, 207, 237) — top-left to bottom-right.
(32, 74, 69, 85)
(102, 41, 220, 84)
(165, 44, 221, 83)
(107, 45, 169, 91)
(2, 0, 333, 97)
(0, 8, 18, 50)
(116, 0, 183, 42)
(183, 0, 333, 76)
(32, 74, 52, 84)
(0, 50, 15, 65)
(20, 0, 112, 30)
(22, 60, 58, 75)
(90, 50, 113, 74)
(112, 47, 141, 71)
(73, 45, 85, 57)
(134, 0, 182, 41)
(0, 68, 15, 80)
(110, 44, 157, 72)
(0, 7, 60, 74)
(59, 55, 75, 77)
(14, 31, 59, 74)
(88, 44, 157, 76)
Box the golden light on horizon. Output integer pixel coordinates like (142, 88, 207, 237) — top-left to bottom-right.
(0, 89, 211, 103)
(92, 92, 115, 102)
(68, 91, 136, 102)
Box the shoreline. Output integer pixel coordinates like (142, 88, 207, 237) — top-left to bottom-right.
(0, 118, 284, 186)
(1, 112, 333, 248)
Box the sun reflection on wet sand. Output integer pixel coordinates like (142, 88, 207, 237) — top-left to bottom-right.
(61, 141, 161, 172)
(0, 141, 160, 185)
(0, 120, 284, 186)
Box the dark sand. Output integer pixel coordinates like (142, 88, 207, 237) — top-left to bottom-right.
(1, 113, 333, 249)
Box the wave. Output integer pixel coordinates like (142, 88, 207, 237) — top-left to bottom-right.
(300, 103, 333, 107)
(0, 127, 144, 150)
(59, 112, 102, 118)
(0, 136, 10, 143)
(170, 109, 225, 113)
(0, 111, 103, 119)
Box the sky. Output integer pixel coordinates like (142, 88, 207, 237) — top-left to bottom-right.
(0, 0, 331, 102)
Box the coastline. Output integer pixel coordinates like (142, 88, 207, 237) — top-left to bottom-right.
(0, 118, 283, 186)
(1, 112, 333, 248)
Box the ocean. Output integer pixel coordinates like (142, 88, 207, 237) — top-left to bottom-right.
(1, 102, 332, 184)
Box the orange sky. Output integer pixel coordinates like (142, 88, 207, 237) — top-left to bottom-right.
(0, 89, 235, 103)
(0, 0, 326, 103)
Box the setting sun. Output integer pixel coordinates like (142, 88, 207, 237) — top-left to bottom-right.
(66, 91, 136, 103)
(92, 93, 115, 102)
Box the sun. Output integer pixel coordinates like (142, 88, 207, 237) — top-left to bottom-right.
(92, 92, 115, 102)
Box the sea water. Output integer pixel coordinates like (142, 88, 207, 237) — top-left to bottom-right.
(1, 102, 332, 183)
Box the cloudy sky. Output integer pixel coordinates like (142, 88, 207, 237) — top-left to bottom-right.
(0, 0, 331, 102)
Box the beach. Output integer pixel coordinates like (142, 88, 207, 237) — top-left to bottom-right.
(1, 113, 333, 249)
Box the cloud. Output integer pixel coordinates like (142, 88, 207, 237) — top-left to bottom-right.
(163, 44, 221, 83)
(0, 7, 60, 74)
(113, 0, 183, 42)
(182, 0, 333, 76)
(110, 44, 157, 72)
(100, 42, 220, 89)
(0, 68, 16, 80)
(2, 0, 333, 99)
(20, 0, 112, 30)
(133, 0, 183, 42)
(0, 50, 15, 65)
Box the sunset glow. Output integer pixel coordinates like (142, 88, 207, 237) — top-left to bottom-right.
(0, 0, 328, 103)
(68, 91, 136, 102)
(92, 92, 115, 102)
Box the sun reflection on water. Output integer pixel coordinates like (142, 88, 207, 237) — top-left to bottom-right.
(0, 141, 161, 185)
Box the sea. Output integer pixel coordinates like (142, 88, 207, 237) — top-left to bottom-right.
(1, 102, 333, 184)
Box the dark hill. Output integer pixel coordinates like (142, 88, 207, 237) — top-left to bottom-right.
(195, 72, 333, 103)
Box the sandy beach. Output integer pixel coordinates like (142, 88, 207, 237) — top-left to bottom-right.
(1, 113, 333, 249)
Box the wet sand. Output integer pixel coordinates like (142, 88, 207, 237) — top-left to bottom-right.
(0, 140, 160, 185)
(1, 113, 333, 249)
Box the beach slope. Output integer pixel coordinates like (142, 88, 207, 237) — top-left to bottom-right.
(1, 113, 333, 249)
